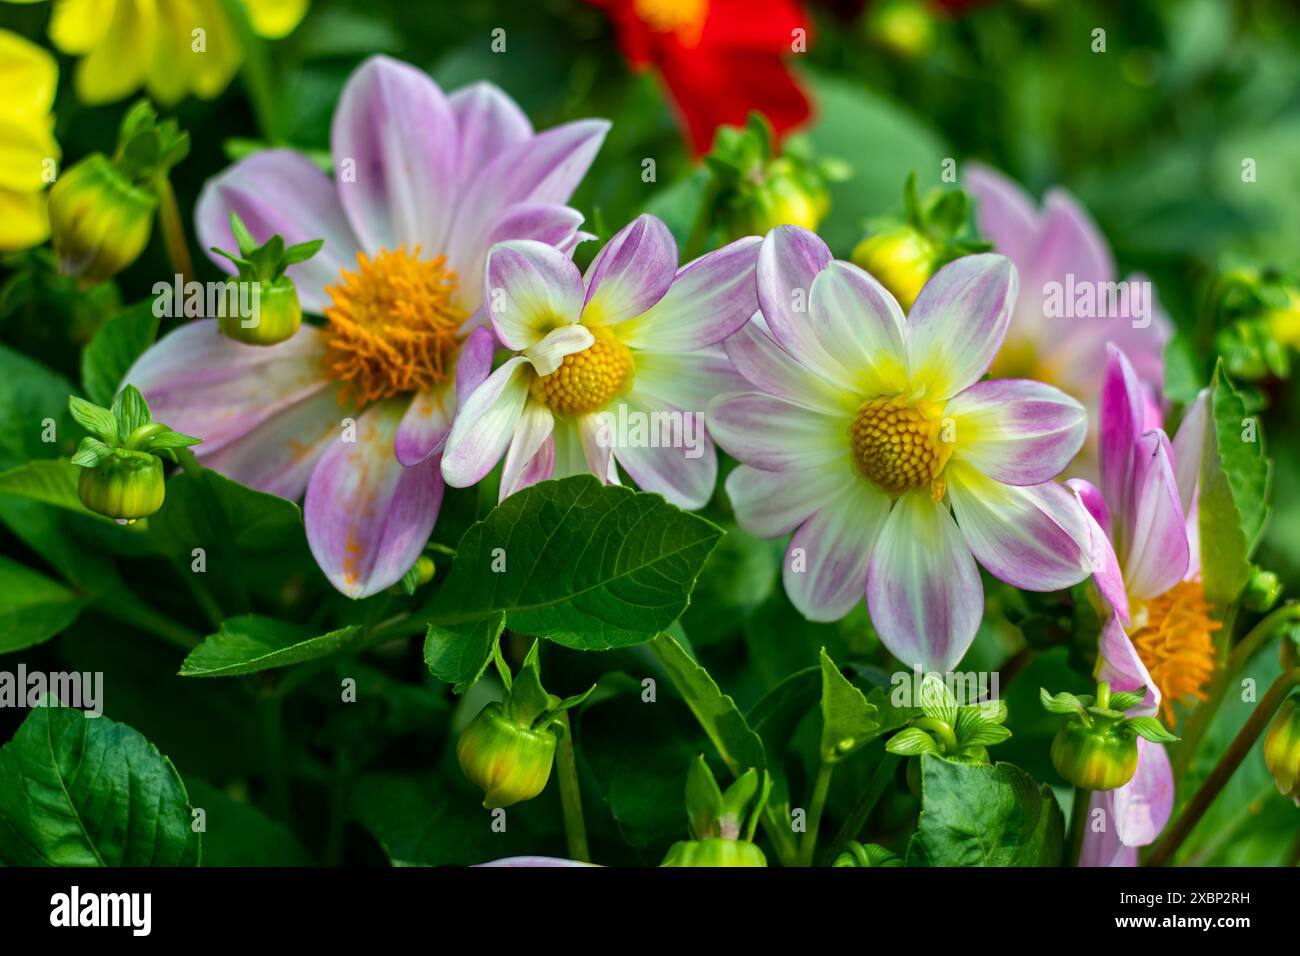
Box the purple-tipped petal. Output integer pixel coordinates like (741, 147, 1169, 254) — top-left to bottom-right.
(906, 254, 1017, 401)
(807, 260, 909, 395)
(500, 400, 555, 500)
(305, 401, 444, 599)
(755, 226, 848, 382)
(394, 384, 453, 467)
(1171, 388, 1208, 520)
(619, 236, 762, 352)
(331, 55, 459, 254)
(195, 149, 358, 312)
(630, 346, 749, 416)
(1065, 479, 1129, 623)
(1024, 189, 1115, 291)
(723, 317, 858, 415)
(607, 391, 716, 510)
(582, 214, 678, 326)
(1112, 739, 1174, 847)
(725, 463, 857, 539)
(945, 461, 1092, 592)
(1078, 792, 1136, 867)
(486, 202, 586, 255)
(866, 492, 983, 672)
(706, 392, 846, 471)
(456, 326, 496, 409)
(784, 481, 891, 623)
(126, 321, 331, 455)
(945, 378, 1086, 485)
(1123, 430, 1190, 600)
(964, 164, 1040, 270)
(1098, 344, 1145, 526)
(1098, 611, 1161, 717)
(484, 240, 586, 350)
(441, 356, 532, 487)
(448, 81, 532, 172)
(475, 856, 594, 867)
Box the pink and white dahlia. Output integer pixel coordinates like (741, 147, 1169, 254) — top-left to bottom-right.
(125, 55, 608, 597)
(441, 214, 759, 508)
(708, 226, 1095, 672)
(964, 165, 1170, 462)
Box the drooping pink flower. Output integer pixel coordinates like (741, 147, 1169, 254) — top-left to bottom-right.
(708, 226, 1094, 672)
(441, 214, 759, 508)
(1066, 345, 1216, 866)
(964, 165, 1171, 471)
(126, 55, 609, 597)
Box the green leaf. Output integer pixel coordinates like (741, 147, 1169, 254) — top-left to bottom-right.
(819, 648, 880, 762)
(184, 779, 311, 866)
(0, 707, 200, 866)
(1198, 363, 1271, 607)
(0, 554, 83, 652)
(917, 673, 959, 726)
(68, 395, 118, 444)
(81, 301, 160, 407)
(961, 723, 1013, 747)
(0, 344, 80, 468)
(906, 757, 1064, 867)
(0, 458, 96, 513)
(886, 727, 941, 756)
(180, 616, 367, 677)
(1126, 716, 1180, 744)
(423, 612, 505, 694)
(425, 476, 721, 652)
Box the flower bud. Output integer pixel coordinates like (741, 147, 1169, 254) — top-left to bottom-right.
(1263, 696, 1300, 805)
(851, 224, 940, 311)
(217, 277, 302, 346)
(660, 838, 768, 867)
(1050, 720, 1139, 791)
(748, 161, 829, 234)
(832, 841, 902, 867)
(49, 154, 156, 286)
(456, 701, 557, 809)
(1242, 567, 1283, 613)
(77, 451, 165, 523)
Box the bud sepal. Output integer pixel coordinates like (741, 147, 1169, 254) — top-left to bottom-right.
(659, 757, 770, 867)
(1041, 682, 1178, 791)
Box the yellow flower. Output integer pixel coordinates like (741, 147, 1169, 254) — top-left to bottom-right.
(7, 0, 308, 105)
(0, 28, 60, 250)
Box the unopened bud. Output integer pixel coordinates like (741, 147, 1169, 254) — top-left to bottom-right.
(1264, 696, 1300, 805)
(456, 701, 557, 809)
(49, 155, 156, 286)
(851, 224, 940, 311)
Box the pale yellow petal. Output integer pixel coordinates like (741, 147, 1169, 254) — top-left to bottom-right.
(73, 0, 157, 104)
(0, 27, 59, 117)
(49, 0, 115, 55)
(0, 113, 59, 191)
(177, 0, 242, 101)
(0, 187, 50, 251)
(241, 0, 308, 40)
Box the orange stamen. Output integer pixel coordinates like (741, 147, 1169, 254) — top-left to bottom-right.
(1129, 579, 1221, 725)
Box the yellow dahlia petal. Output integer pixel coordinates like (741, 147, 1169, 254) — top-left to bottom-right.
(241, 0, 308, 40)
(73, 0, 157, 104)
(49, 0, 114, 55)
(0, 113, 59, 192)
(0, 187, 50, 251)
(0, 27, 59, 117)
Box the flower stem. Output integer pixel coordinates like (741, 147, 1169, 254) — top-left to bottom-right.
(823, 750, 900, 864)
(554, 710, 590, 863)
(798, 761, 835, 867)
(1148, 666, 1300, 867)
(154, 176, 192, 284)
(1066, 786, 1091, 866)
(218, 0, 282, 144)
(1172, 603, 1300, 782)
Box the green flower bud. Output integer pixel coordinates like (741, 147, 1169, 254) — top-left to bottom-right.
(1242, 568, 1283, 613)
(660, 838, 767, 867)
(456, 701, 557, 809)
(414, 555, 436, 586)
(748, 160, 830, 234)
(77, 451, 164, 523)
(866, 0, 936, 60)
(1050, 719, 1139, 791)
(211, 212, 322, 346)
(49, 154, 157, 286)
(832, 841, 903, 867)
(851, 224, 940, 311)
(1263, 696, 1300, 805)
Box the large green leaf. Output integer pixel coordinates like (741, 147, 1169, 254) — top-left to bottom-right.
(184, 779, 311, 866)
(819, 648, 880, 763)
(0, 707, 200, 866)
(0, 344, 79, 469)
(424, 612, 505, 693)
(0, 458, 95, 514)
(423, 476, 721, 664)
(149, 467, 305, 556)
(906, 756, 1064, 867)
(0, 554, 83, 653)
(81, 301, 161, 407)
(1198, 362, 1272, 607)
(180, 615, 367, 677)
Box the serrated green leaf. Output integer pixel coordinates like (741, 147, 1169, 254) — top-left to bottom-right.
(423, 612, 505, 694)
(0, 707, 200, 866)
(81, 301, 160, 406)
(819, 648, 879, 762)
(0, 554, 84, 653)
(180, 615, 367, 677)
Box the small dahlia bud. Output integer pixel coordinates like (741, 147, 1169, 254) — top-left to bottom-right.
(456, 701, 557, 809)
(659, 757, 769, 867)
(49, 154, 157, 286)
(1041, 683, 1178, 791)
(1242, 567, 1283, 613)
(78, 452, 165, 523)
(660, 838, 767, 867)
(748, 159, 830, 234)
(211, 212, 323, 346)
(1264, 696, 1300, 805)
(851, 224, 940, 311)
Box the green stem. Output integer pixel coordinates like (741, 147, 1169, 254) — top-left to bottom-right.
(218, 0, 281, 144)
(914, 717, 958, 753)
(154, 176, 192, 284)
(823, 751, 900, 864)
(1148, 666, 1300, 867)
(1173, 603, 1300, 782)
(798, 761, 835, 867)
(259, 691, 291, 820)
(92, 593, 201, 649)
(1066, 786, 1091, 867)
(554, 710, 590, 863)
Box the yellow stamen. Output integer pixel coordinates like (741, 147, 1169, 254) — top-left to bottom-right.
(323, 247, 467, 406)
(1129, 579, 1221, 725)
(634, 0, 709, 45)
(530, 326, 634, 416)
(850, 394, 951, 499)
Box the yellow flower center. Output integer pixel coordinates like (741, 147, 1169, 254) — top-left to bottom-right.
(850, 394, 951, 499)
(634, 0, 709, 44)
(323, 247, 468, 406)
(1129, 579, 1221, 725)
(530, 326, 634, 416)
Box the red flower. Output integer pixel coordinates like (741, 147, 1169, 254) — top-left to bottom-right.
(589, 0, 813, 154)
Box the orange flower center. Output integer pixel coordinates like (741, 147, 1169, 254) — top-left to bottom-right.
(323, 247, 468, 405)
(634, 0, 708, 44)
(850, 394, 951, 499)
(530, 326, 633, 416)
(1129, 579, 1221, 725)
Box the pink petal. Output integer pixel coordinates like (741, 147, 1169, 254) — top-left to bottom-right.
(866, 492, 983, 672)
(1078, 792, 1137, 867)
(807, 260, 909, 396)
(725, 463, 857, 539)
(305, 402, 444, 598)
(1123, 430, 1190, 600)
(945, 378, 1086, 485)
(964, 163, 1040, 271)
(905, 254, 1018, 400)
(485, 202, 586, 254)
(706, 392, 847, 471)
(455, 326, 496, 409)
(630, 346, 750, 416)
(1097, 611, 1161, 717)
(447, 81, 532, 172)
(1064, 479, 1130, 623)
(441, 356, 532, 487)
(755, 226, 846, 383)
(1112, 739, 1174, 847)
(1098, 344, 1145, 525)
(723, 317, 858, 415)
(394, 384, 453, 467)
(484, 240, 586, 350)
(607, 391, 717, 510)
(499, 400, 555, 500)
(582, 214, 678, 326)
(784, 481, 891, 622)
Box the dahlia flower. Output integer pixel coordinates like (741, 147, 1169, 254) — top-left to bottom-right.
(127, 55, 608, 597)
(709, 226, 1094, 671)
(441, 214, 759, 509)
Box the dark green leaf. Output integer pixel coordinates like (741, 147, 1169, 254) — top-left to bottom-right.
(180, 615, 367, 677)
(81, 301, 160, 407)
